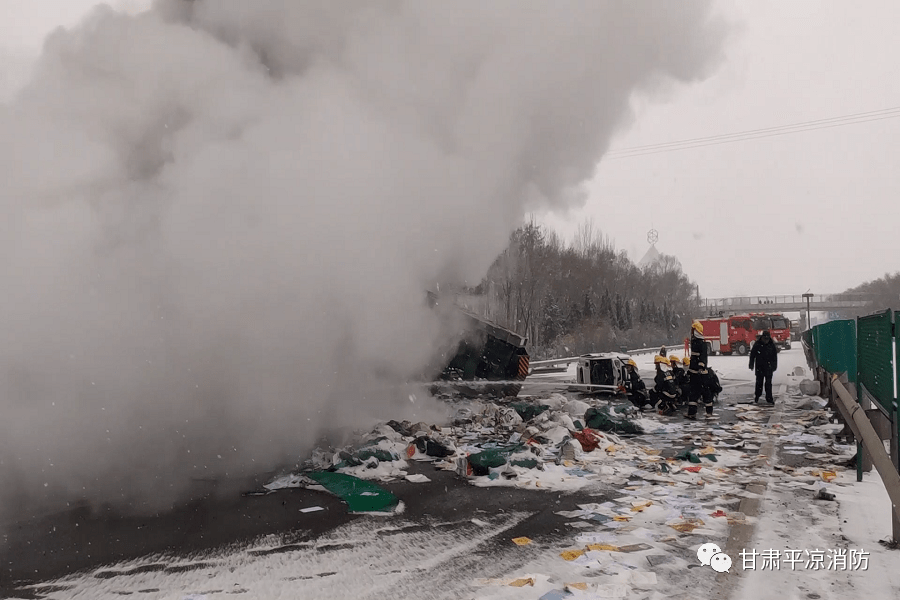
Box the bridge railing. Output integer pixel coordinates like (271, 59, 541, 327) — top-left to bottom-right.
(699, 293, 870, 311)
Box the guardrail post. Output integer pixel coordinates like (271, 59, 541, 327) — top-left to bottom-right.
(859, 390, 874, 476)
(894, 411, 900, 543)
(856, 315, 864, 482)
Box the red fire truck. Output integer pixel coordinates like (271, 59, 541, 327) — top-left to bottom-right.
(696, 313, 792, 356)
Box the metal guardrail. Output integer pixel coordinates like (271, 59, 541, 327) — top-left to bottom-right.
(803, 308, 899, 542)
(530, 345, 674, 369)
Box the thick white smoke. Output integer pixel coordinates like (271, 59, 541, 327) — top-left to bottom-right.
(0, 0, 726, 519)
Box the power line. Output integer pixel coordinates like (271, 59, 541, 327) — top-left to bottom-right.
(610, 113, 900, 158)
(611, 105, 900, 153)
(606, 105, 900, 159)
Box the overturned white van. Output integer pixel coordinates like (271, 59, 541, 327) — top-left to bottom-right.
(574, 353, 632, 395)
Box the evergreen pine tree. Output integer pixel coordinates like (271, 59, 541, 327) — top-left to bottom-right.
(582, 291, 595, 320)
(540, 291, 563, 344)
(600, 289, 613, 319)
(615, 293, 626, 330)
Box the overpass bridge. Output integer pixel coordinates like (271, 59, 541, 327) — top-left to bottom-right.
(699, 293, 870, 316)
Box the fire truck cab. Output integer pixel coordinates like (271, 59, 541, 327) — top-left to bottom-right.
(749, 313, 792, 351)
(699, 313, 792, 356)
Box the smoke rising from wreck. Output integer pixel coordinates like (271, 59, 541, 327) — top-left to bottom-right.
(0, 0, 726, 518)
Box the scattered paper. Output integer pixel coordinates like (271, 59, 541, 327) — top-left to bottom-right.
(629, 571, 658, 586)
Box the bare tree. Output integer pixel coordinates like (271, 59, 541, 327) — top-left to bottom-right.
(481, 221, 701, 354)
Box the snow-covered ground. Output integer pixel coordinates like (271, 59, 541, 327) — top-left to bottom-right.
(13, 348, 899, 600)
(732, 468, 900, 600)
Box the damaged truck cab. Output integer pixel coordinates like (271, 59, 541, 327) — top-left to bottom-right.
(426, 291, 530, 398)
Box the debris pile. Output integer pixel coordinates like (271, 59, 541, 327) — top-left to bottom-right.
(259, 395, 656, 500)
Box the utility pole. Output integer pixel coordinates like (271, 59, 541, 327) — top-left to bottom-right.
(802, 292, 813, 330)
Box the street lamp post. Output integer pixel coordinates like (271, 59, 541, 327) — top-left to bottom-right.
(802, 293, 813, 330)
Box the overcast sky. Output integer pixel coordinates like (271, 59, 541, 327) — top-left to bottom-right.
(540, 0, 900, 299)
(2, 0, 898, 300)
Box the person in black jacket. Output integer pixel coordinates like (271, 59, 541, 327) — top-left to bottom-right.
(687, 320, 712, 419)
(749, 330, 778, 404)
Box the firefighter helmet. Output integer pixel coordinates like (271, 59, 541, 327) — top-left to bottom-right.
(669, 356, 680, 364)
(654, 355, 670, 366)
(626, 359, 638, 368)
(691, 320, 704, 335)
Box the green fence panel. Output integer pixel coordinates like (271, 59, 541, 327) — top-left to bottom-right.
(894, 311, 900, 431)
(811, 319, 857, 382)
(857, 310, 895, 414)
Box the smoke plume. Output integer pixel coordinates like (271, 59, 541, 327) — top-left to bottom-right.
(0, 0, 726, 519)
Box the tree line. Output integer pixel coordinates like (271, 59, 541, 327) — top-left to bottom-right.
(458, 219, 701, 358)
(842, 272, 900, 317)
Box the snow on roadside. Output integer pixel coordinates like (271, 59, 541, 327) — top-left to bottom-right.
(732, 467, 900, 600)
(731, 468, 857, 600)
(834, 470, 900, 597)
(728, 361, 900, 600)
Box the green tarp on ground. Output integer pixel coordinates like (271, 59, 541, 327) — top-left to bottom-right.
(584, 407, 645, 434)
(306, 471, 400, 513)
(467, 443, 526, 476)
(510, 402, 550, 421)
(674, 447, 718, 463)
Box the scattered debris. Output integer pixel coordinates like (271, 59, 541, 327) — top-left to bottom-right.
(799, 379, 821, 395)
(815, 488, 836, 501)
(245, 366, 861, 600)
(878, 538, 900, 550)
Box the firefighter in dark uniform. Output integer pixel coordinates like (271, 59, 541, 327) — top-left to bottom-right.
(623, 359, 650, 410)
(651, 355, 680, 416)
(668, 355, 685, 404)
(687, 320, 713, 419)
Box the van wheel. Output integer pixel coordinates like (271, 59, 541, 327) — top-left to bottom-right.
(735, 343, 748, 356)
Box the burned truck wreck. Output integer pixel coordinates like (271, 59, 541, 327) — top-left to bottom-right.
(425, 292, 530, 398)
